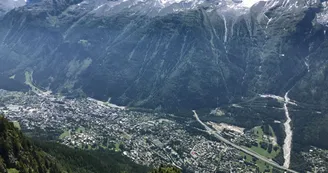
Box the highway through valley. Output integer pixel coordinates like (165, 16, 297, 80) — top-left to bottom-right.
(192, 110, 298, 173)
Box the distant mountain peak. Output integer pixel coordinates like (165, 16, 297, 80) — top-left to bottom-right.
(0, 0, 25, 15)
(68, 0, 271, 17)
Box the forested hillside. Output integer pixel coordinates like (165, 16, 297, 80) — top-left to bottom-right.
(35, 141, 149, 173)
(0, 116, 62, 173)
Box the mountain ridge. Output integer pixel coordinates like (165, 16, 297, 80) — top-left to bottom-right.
(0, 0, 326, 110)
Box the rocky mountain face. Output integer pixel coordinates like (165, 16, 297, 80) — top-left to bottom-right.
(0, 0, 25, 16)
(1, 0, 326, 110)
(1, 0, 328, 168)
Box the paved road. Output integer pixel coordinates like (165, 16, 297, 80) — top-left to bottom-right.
(192, 110, 298, 173)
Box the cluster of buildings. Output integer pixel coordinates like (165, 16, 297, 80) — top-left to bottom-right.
(0, 89, 288, 172)
(302, 147, 328, 173)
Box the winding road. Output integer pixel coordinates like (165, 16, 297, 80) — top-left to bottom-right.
(192, 110, 298, 173)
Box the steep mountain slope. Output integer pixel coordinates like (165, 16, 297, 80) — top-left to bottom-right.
(0, 116, 62, 173)
(35, 141, 150, 173)
(149, 165, 182, 173)
(0, 0, 325, 111)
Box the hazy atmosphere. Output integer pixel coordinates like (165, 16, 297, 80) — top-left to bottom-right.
(1, 0, 328, 173)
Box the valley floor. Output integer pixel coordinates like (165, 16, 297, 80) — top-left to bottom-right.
(0, 89, 324, 172)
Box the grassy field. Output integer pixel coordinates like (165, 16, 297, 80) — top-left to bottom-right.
(246, 126, 281, 159)
(24, 71, 33, 87)
(115, 142, 122, 152)
(249, 146, 279, 159)
(114, 142, 121, 152)
(25, 71, 42, 93)
(24, 70, 48, 94)
(76, 127, 85, 133)
(12, 121, 21, 130)
(240, 152, 273, 173)
(7, 168, 19, 173)
(59, 126, 86, 140)
(253, 126, 264, 141)
(59, 130, 70, 139)
(256, 159, 272, 173)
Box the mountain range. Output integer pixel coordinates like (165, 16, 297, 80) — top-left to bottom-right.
(0, 0, 327, 110)
(1, 0, 328, 171)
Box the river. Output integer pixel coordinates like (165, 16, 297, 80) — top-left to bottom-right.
(283, 91, 293, 168)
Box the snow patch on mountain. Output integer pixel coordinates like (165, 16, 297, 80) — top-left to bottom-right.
(240, 0, 266, 7)
(0, 0, 25, 9)
(317, 1, 328, 26)
(86, 0, 270, 16)
(157, 0, 267, 8)
(158, 0, 194, 6)
(0, 0, 25, 15)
